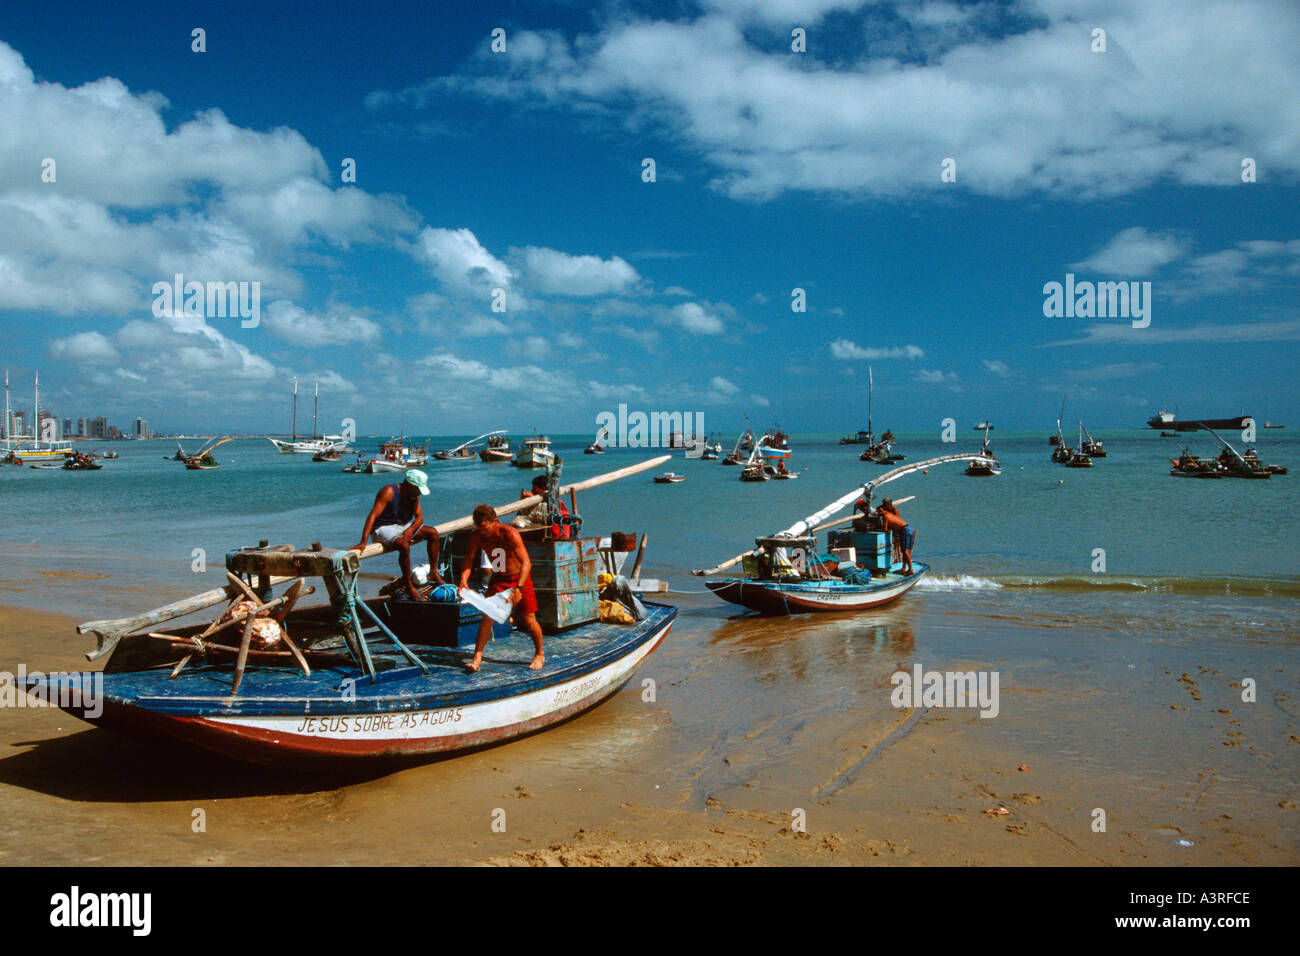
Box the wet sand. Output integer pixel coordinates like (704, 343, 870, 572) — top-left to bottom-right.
(0, 593, 1295, 866)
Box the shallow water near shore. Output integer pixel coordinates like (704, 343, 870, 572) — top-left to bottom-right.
(0, 430, 1296, 864)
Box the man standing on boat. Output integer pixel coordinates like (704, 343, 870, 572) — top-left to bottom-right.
(350, 470, 444, 600)
(459, 504, 544, 673)
(875, 498, 915, 575)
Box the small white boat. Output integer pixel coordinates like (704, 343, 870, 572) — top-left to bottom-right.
(513, 436, 555, 469)
(653, 473, 685, 483)
(367, 437, 428, 472)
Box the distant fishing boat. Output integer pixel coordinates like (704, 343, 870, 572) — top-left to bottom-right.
(267, 378, 350, 455)
(62, 452, 102, 471)
(1202, 426, 1280, 478)
(757, 430, 792, 459)
(434, 430, 507, 461)
(1264, 422, 1284, 429)
(101, 451, 119, 459)
(964, 427, 1000, 476)
(26, 457, 676, 765)
(1063, 424, 1093, 468)
(973, 421, 994, 431)
(184, 437, 232, 470)
(694, 454, 984, 614)
(653, 473, 685, 483)
(584, 427, 608, 455)
(723, 428, 754, 466)
(1080, 422, 1106, 458)
(479, 434, 511, 462)
(512, 435, 555, 469)
(1169, 448, 1225, 478)
(367, 436, 429, 472)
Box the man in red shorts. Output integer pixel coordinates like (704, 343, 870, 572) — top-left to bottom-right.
(458, 504, 544, 673)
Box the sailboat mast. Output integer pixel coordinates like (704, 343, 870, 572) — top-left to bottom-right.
(313, 379, 318, 439)
(33, 371, 39, 444)
(3, 370, 9, 448)
(868, 365, 873, 438)
(291, 376, 298, 441)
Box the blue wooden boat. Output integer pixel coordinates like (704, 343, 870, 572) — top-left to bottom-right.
(27, 597, 675, 765)
(694, 454, 984, 616)
(22, 458, 675, 766)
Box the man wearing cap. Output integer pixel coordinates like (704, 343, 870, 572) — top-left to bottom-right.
(350, 469, 444, 601)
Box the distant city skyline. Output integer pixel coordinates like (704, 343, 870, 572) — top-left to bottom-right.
(0, 0, 1296, 436)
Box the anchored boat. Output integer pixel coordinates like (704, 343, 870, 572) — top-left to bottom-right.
(267, 378, 350, 456)
(513, 436, 555, 469)
(479, 434, 511, 462)
(964, 427, 1000, 476)
(21, 458, 675, 765)
(694, 454, 984, 614)
(183, 437, 232, 470)
(434, 430, 507, 462)
(368, 436, 429, 472)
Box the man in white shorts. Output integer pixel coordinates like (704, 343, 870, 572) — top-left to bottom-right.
(349, 470, 443, 600)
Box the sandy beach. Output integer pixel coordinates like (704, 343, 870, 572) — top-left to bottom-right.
(2, 591, 1293, 867)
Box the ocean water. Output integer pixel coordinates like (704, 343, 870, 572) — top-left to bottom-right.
(0, 429, 1296, 635)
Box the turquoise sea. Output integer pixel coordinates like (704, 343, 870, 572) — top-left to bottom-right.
(0, 429, 1296, 638)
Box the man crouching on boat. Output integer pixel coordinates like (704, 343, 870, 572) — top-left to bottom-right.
(459, 504, 544, 672)
(350, 469, 444, 601)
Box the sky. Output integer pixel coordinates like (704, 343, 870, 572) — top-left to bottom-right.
(0, 0, 1297, 437)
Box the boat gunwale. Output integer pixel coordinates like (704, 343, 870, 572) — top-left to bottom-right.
(84, 603, 678, 718)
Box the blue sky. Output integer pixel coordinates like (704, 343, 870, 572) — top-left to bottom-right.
(0, 0, 1297, 436)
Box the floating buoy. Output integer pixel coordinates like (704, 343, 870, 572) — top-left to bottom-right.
(923, 469, 929, 474)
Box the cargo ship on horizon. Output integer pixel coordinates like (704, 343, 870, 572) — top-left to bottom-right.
(1146, 409, 1251, 432)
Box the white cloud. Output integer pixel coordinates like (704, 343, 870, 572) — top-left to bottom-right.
(1045, 318, 1300, 347)
(261, 301, 382, 347)
(512, 246, 640, 297)
(916, 368, 963, 391)
(412, 227, 514, 299)
(382, 2, 1300, 200)
(1071, 227, 1190, 276)
(670, 302, 725, 335)
(48, 331, 118, 364)
(981, 359, 1011, 377)
(709, 376, 741, 395)
(830, 339, 924, 360)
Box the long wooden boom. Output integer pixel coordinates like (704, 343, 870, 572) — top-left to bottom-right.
(78, 455, 671, 658)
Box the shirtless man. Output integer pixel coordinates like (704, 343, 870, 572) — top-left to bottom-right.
(875, 498, 914, 575)
(458, 504, 544, 672)
(350, 470, 443, 600)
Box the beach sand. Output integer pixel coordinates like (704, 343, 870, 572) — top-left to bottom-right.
(1, 592, 1294, 867)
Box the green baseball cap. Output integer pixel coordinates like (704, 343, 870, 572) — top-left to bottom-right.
(403, 469, 430, 495)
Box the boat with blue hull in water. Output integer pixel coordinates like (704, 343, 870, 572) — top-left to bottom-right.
(693, 453, 984, 615)
(21, 456, 674, 766)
